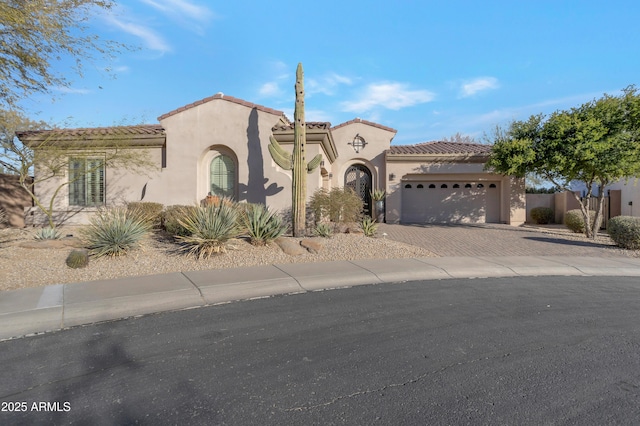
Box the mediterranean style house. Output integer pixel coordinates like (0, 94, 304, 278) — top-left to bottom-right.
(17, 93, 525, 226)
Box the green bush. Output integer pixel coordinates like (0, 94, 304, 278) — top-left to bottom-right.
(162, 205, 196, 236)
(82, 207, 152, 257)
(313, 222, 333, 238)
(176, 201, 243, 259)
(34, 226, 61, 240)
(309, 187, 363, 224)
(564, 209, 596, 233)
(530, 207, 554, 224)
(66, 249, 89, 268)
(360, 217, 378, 237)
(240, 203, 286, 246)
(127, 202, 164, 227)
(608, 216, 640, 249)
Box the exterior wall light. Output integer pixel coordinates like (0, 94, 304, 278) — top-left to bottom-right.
(389, 173, 396, 181)
(348, 134, 367, 153)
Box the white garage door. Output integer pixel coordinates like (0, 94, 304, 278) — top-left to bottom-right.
(401, 181, 500, 224)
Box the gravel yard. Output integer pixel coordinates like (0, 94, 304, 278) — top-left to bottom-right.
(0, 228, 435, 291)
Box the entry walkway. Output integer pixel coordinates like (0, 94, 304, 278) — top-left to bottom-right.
(378, 223, 629, 257)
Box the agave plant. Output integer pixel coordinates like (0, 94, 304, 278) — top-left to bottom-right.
(82, 207, 152, 257)
(313, 222, 333, 238)
(360, 216, 378, 237)
(241, 203, 286, 246)
(34, 226, 61, 240)
(176, 201, 243, 259)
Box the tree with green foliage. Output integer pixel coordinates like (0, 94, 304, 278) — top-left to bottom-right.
(486, 86, 640, 238)
(268, 63, 322, 236)
(0, 0, 125, 109)
(1, 109, 157, 228)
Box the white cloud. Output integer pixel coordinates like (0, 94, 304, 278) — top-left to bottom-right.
(259, 82, 281, 97)
(140, 0, 214, 32)
(307, 72, 353, 96)
(54, 87, 91, 95)
(341, 82, 435, 112)
(460, 77, 499, 97)
(104, 15, 171, 53)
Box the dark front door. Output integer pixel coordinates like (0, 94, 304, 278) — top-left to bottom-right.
(344, 164, 372, 217)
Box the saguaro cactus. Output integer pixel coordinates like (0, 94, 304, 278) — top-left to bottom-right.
(269, 63, 322, 236)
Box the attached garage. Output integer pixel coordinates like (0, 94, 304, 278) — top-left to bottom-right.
(385, 141, 525, 225)
(401, 180, 501, 224)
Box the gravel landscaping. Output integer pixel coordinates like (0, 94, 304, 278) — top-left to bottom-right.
(0, 228, 435, 292)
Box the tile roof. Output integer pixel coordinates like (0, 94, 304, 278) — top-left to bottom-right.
(17, 125, 165, 139)
(388, 141, 492, 155)
(271, 122, 332, 132)
(332, 118, 397, 133)
(158, 93, 285, 121)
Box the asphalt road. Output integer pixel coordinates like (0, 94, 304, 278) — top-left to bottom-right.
(1, 275, 640, 425)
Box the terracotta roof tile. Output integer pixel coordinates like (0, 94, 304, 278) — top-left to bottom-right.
(158, 93, 285, 121)
(388, 141, 492, 155)
(271, 122, 332, 132)
(17, 125, 165, 139)
(332, 118, 397, 133)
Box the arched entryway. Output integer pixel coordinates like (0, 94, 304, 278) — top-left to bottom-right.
(345, 164, 372, 217)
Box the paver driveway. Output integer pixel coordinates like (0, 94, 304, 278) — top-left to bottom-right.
(378, 223, 633, 257)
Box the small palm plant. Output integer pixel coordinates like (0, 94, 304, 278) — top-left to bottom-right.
(82, 207, 152, 257)
(241, 203, 286, 246)
(177, 201, 243, 259)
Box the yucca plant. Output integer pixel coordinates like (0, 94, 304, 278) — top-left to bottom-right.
(313, 222, 333, 238)
(360, 216, 378, 237)
(177, 201, 243, 259)
(81, 207, 152, 257)
(34, 226, 61, 240)
(241, 203, 286, 246)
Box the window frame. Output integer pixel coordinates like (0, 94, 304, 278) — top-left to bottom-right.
(68, 156, 105, 207)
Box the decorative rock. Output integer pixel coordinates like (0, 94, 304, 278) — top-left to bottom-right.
(274, 237, 307, 256)
(300, 238, 323, 254)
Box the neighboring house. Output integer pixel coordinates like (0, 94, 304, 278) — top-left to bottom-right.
(17, 93, 525, 226)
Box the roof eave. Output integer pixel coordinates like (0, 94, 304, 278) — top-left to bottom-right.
(385, 152, 490, 163)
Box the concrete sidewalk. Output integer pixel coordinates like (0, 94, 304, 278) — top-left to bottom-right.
(2, 255, 640, 340)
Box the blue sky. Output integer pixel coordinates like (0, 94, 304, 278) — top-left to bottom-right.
(19, 0, 640, 145)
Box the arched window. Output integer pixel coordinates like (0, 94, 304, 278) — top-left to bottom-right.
(210, 154, 235, 198)
(441, 184, 448, 188)
(428, 184, 436, 189)
(453, 183, 460, 188)
(477, 183, 484, 188)
(465, 183, 472, 188)
(489, 183, 497, 188)
(404, 184, 412, 189)
(417, 184, 424, 188)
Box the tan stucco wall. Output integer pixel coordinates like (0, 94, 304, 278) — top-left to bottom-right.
(155, 99, 292, 210)
(0, 174, 32, 228)
(329, 122, 394, 191)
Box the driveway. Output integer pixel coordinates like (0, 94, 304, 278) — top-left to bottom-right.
(378, 223, 633, 257)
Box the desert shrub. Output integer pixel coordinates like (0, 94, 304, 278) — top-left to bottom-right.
(240, 203, 286, 246)
(608, 216, 640, 249)
(564, 209, 596, 233)
(127, 202, 164, 227)
(530, 207, 554, 224)
(162, 205, 197, 236)
(34, 226, 61, 240)
(82, 207, 152, 257)
(313, 222, 333, 238)
(309, 187, 363, 224)
(176, 201, 243, 259)
(360, 217, 378, 237)
(66, 249, 89, 268)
